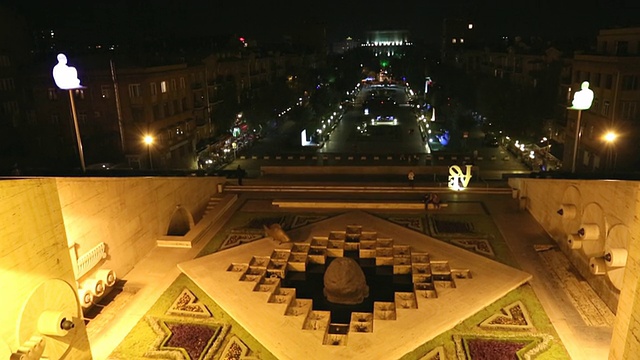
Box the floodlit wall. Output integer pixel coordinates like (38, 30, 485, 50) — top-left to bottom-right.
(0, 178, 91, 359)
(509, 177, 640, 360)
(55, 176, 223, 282)
(1, 176, 224, 359)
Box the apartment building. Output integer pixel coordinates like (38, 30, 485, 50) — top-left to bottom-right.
(563, 27, 640, 172)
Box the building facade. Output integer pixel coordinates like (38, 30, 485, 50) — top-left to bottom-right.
(563, 27, 640, 173)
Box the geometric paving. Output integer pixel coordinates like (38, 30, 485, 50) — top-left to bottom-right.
(537, 249, 615, 327)
(178, 211, 531, 360)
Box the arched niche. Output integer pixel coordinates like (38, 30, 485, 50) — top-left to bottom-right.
(166, 205, 195, 236)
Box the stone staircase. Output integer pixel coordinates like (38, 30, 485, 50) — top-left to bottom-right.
(203, 195, 222, 218)
(157, 194, 238, 248)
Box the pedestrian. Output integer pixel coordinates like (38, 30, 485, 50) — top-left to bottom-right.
(423, 193, 432, 209)
(236, 165, 245, 185)
(431, 193, 441, 209)
(407, 170, 415, 188)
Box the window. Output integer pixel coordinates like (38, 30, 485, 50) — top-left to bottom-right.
(621, 102, 637, 120)
(150, 82, 157, 96)
(616, 41, 629, 56)
(101, 85, 110, 99)
(171, 79, 177, 92)
(583, 72, 590, 83)
(152, 104, 160, 120)
(48, 88, 58, 100)
(592, 98, 600, 112)
(605, 74, 613, 89)
(163, 102, 170, 116)
(74, 89, 85, 100)
(131, 107, 144, 122)
(129, 84, 141, 98)
(161, 80, 167, 93)
(574, 70, 581, 83)
(621, 75, 639, 91)
(593, 73, 601, 87)
(78, 111, 87, 124)
(179, 77, 185, 89)
(0, 78, 14, 91)
(602, 100, 610, 116)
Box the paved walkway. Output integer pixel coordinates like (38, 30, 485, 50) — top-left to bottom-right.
(88, 184, 613, 360)
(484, 197, 613, 360)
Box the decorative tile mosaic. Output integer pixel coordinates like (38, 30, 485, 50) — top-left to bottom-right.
(219, 335, 250, 360)
(419, 345, 445, 360)
(145, 316, 230, 360)
(290, 215, 329, 229)
(387, 216, 425, 232)
(166, 288, 212, 318)
(432, 218, 474, 234)
(479, 300, 533, 330)
(450, 238, 495, 257)
(220, 233, 264, 250)
(453, 333, 553, 360)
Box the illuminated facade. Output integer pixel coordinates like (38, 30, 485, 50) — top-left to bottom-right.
(361, 30, 411, 57)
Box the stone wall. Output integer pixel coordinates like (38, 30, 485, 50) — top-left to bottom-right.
(0, 179, 91, 359)
(1, 176, 224, 359)
(55, 176, 223, 284)
(509, 177, 640, 360)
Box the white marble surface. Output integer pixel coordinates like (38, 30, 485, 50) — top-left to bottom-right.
(179, 211, 531, 360)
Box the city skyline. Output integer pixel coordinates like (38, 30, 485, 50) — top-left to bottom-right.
(5, 0, 640, 46)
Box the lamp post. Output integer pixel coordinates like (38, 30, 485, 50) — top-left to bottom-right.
(603, 131, 618, 173)
(52, 53, 86, 172)
(568, 81, 594, 173)
(144, 135, 154, 170)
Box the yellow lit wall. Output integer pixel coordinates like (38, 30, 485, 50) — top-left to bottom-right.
(0, 178, 91, 359)
(54, 176, 223, 284)
(510, 177, 640, 360)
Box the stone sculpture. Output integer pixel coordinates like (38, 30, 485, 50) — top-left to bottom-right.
(323, 257, 369, 305)
(263, 223, 291, 244)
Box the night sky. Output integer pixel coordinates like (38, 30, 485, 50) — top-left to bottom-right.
(5, 0, 640, 45)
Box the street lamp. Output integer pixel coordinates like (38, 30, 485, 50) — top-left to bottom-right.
(52, 53, 86, 172)
(567, 81, 594, 173)
(144, 135, 154, 170)
(603, 131, 618, 173)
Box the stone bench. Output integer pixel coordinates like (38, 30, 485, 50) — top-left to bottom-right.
(273, 200, 427, 210)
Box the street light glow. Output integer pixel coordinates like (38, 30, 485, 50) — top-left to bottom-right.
(144, 135, 153, 145)
(603, 131, 617, 143)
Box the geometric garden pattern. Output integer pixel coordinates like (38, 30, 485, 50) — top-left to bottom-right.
(226, 224, 472, 346)
(111, 206, 569, 360)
